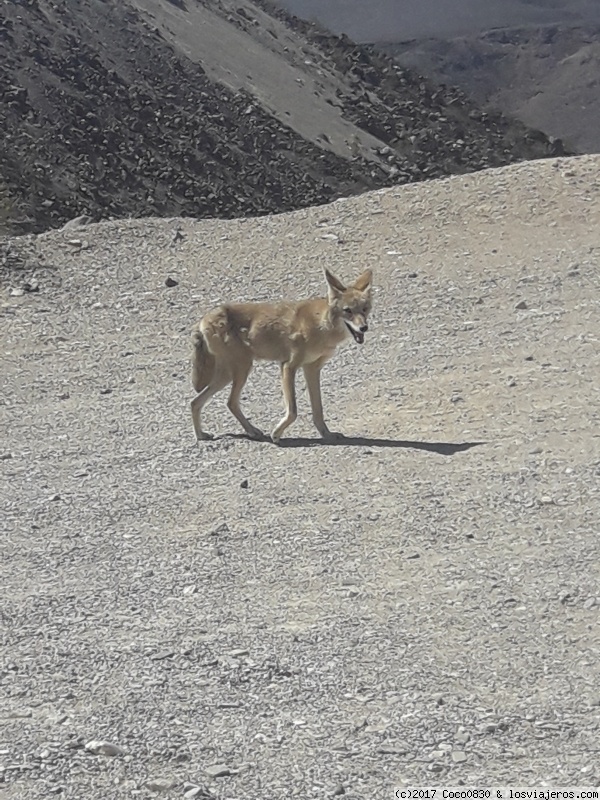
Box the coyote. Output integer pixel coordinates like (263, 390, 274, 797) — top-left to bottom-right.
(190, 269, 373, 443)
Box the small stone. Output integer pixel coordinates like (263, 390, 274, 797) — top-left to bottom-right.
(151, 650, 175, 661)
(407, 271, 417, 278)
(145, 778, 177, 792)
(378, 744, 409, 755)
(8, 708, 33, 718)
(228, 648, 249, 658)
(209, 523, 229, 536)
(85, 740, 125, 756)
(61, 215, 92, 230)
(10, 287, 25, 297)
(454, 731, 470, 744)
(515, 300, 528, 310)
(205, 764, 231, 778)
(165, 277, 178, 287)
(184, 789, 203, 799)
(183, 585, 197, 595)
(451, 750, 467, 763)
(240, 478, 248, 489)
(540, 496, 554, 505)
(332, 785, 345, 796)
(583, 597, 597, 610)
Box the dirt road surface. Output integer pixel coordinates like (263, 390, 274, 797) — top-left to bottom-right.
(2, 156, 599, 797)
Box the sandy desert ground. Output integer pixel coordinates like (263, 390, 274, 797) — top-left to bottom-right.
(1, 155, 599, 798)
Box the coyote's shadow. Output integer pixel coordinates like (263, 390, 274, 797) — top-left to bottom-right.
(223, 434, 483, 456)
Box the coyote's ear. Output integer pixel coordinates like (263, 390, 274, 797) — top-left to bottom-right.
(353, 269, 373, 294)
(324, 268, 346, 298)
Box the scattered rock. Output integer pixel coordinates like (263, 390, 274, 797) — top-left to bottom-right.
(145, 778, 177, 793)
(183, 788, 210, 800)
(515, 300, 528, 310)
(204, 764, 231, 778)
(151, 649, 175, 661)
(7, 708, 33, 719)
(84, 741, 125, 757)
(61, 215, 93, 230)
(165, 277, 179, 287)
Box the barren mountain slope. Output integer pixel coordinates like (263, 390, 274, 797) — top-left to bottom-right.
(386, 25, 600, 154)
(0, 0, 562, 235)
(277, 0, 600, 41)
(1, 155, 599, 797)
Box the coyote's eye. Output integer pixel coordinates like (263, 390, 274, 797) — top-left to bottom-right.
(343, 307, 352, 316)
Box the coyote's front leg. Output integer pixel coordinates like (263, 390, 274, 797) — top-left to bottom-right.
(271, 362, 298, 443)
(302, 359, 343, 441)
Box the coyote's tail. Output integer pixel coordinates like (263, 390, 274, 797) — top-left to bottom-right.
(191, 325, 215, 393)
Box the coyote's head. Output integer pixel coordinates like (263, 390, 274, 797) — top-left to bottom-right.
(325, 268, 373, 344)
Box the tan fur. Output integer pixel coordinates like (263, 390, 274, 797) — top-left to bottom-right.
(190, 268, 373, 443)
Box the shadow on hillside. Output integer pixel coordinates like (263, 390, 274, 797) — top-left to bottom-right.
(223, 434, 483, 455)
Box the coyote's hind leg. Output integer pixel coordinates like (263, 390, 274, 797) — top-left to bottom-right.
(191, 371, 230, 442)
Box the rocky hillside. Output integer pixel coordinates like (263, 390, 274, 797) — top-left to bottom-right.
(276, 0, 600, 41)
(384, 24, 600, 154)
(0, 0, 564, 234)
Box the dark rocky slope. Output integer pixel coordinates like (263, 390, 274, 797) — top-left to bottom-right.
(0, 0, 565, 234)
(384, 24, 600, 154)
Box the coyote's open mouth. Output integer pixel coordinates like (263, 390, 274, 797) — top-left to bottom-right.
(345, 323, 365, 344)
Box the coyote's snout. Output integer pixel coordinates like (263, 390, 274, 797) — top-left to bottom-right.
(190, 268, 373, 443)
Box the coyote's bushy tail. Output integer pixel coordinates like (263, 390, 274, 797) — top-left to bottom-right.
(191, 325, 215, 393)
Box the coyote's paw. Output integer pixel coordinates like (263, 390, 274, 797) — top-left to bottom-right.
(196, 431, 214, 442)
(246, 425, 265, 441)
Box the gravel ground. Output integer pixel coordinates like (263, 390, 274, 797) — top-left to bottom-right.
(1, 155, 600, 798)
